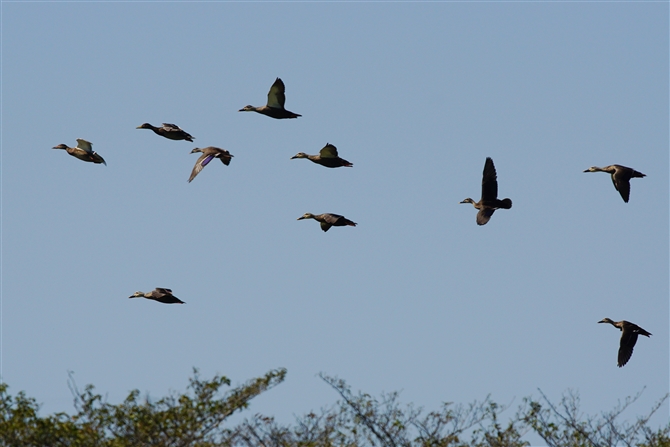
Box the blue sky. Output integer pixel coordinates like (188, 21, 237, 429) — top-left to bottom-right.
(2, 1, 668, 439)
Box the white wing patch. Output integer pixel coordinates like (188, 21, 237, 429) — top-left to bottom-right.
(76, 139, 93, 153)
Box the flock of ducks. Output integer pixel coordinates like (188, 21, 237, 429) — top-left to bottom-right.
(52, 77, 651, 368)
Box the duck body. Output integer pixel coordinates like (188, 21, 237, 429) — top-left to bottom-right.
(137, 123, 194, 142)
(129, 288, 184, 304)
(460, 157, 512, 225)
(583, 164, 645, 203)
(52, 139, 106, 165)
(239, 78, 301, 119)
(188, 147, 233, 183)
(598, 318, 651, 367)
(291, 143, 353, 168)
(297, 213, 357, 232)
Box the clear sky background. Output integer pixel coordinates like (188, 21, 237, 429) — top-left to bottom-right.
(2, 1, 668, 441)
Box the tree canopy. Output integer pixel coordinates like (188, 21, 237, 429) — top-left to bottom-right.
(1, 369, 668, 447)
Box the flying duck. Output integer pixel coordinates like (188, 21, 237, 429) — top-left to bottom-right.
(136, 123, 194, 142)
(598, 318, 651, 367)
(297, 213, 357, 232)
(583, 165, 645, 203)
(129, 288, 184, 304)
(52, 139, 106, 165)
(188, 147, 233, 183)
(460, 157, 512, 225)
(291, 143, 353, 168)
(239, 78, 301, 119)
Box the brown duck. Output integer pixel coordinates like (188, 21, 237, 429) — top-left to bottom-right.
(188, 147, 233, 183)
(598, 318, 651, 367)
(129, 288, 184, 304)
(291, 143, 353, 168)
(583, 165, 645, 203)
(239, 78, 301, 119)
(136, 123, 194, 142)
(297, 213, 357, 232)
(460, 157, 512, 225)
(52, 139, 106, 165)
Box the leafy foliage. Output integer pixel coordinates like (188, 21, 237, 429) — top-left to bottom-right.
(0, 368, 286, 447)
(235, 374, 528, 447)
(1, 370, 668, 447)
(522, 389, 670, 447)
(234, 376, 669, 447)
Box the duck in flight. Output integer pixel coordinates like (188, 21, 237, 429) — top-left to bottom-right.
(598, 318, 651, 367)
(460, 157, 512, 225)
(239, 78, 301, 119)
(129, 288, 184, 304)
(297, 213, 357, 232)
(52, 139, 106, 165)
(188, 147, 233, 183)
(583, 165, 645, 203)
(136, 123, 195, 142)
(291, 143, 353, 168)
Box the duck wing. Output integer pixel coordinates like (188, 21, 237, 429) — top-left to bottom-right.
(319, 143, 339, 159)
(612, 175, 631, 203)
(188, 153, 215, 183)
(76, 139, 94, 153)
(219, 152, 232, 166)
(91, 152, 107, 165)
(319, 213, 345, 232)
(618, 330, 638, 367)
(481, 157, 499, 202)
(320, 222, 333, 232)
(322, 213, 343, 223)
(154, 288, 173, 295)
(476, 208, 495, 226)
(267, 78, 286, 109)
